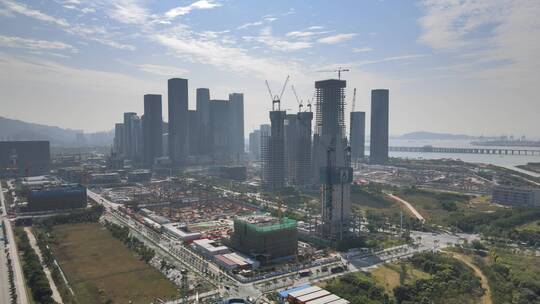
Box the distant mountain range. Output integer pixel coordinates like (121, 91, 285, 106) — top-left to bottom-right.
(393, 131, 478, 140)
(0, 116, 113, 147)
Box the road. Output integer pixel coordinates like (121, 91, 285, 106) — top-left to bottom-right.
(0, 181, 29, 304)
(449, 252, 492, 304)
(385, 193, 425, 222)
(347, 231, 478, 270)
(0, 219, 11, 304)
(24, 227, 63, 303)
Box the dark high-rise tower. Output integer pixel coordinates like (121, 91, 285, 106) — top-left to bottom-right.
(350, 111, 366, 162)
(313, 79, 352, 241)
(209, 99, 232, 155)
(143, 94, 163, 166)
(196, 88, 211, 155)
(249, 129, 261, 160)
(285, 114, 298, 185)
(229, 93, 245, 154)
(123, 112, 139, 160)
(370, 89, 389, 164)
(262, 111, 286, 190)
(168, 78, 189, 164)
(295, 111, 313, 185)
(114, 123, 124, 156)
(188, 110, 198, 155)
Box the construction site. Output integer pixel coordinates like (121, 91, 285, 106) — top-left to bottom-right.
(230, 215, 298, 264)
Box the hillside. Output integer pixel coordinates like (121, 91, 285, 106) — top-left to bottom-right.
(395, 131, 477, 140)
(0, 116, 113, 147)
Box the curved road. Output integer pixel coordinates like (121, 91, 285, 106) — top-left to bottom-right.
(385, 193, 425, 222)
(449, 252, 492, 304)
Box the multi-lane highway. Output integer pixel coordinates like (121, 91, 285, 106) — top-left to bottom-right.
(0, 182, 29, 304)
(0, 219, 12, 304)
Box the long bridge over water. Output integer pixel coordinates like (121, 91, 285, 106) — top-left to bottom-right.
(385, 146, 540, 156)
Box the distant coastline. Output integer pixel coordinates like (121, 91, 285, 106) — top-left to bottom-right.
(471, 140, 540, 147)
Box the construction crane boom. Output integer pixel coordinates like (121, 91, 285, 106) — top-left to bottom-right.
(317, 67, 350, 79)
(279, 75, 290, 101)
(265, 75, 290, 111)
(291, 85, 303, 112)
(351, 88, 357, 112)
(265, 80, 274, 101)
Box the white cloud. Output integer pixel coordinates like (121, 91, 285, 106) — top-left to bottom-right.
(0, 35, 76, 52)
(353, 47, 373, 53)
(0, 0, 69, 26)
(237, 15, 277, 30)
(243, 27, 313, 51)
(66, 25, 136, 50)
(355, 54, 427, 66)
(418, 0, 540, 84)
(136, 63, 189, 77)
(108, 0, 149, 24)
(165, 0, 221, 19)
(153, 26, 305, 81)
(237, 21, 263, 30)
(317, 33, 356, 44)
(285, 30, 329, 38)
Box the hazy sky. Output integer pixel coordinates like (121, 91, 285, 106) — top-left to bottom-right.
(0, 0, 539, 137)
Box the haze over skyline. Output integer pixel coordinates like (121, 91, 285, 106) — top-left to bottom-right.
(0, 0, 539, 137)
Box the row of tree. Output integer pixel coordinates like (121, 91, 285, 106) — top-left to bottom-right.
(104, 221, 155, 262)
(14, 228, 56, 304)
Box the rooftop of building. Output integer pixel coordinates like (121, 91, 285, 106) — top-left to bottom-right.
(235, 215, 297, 232)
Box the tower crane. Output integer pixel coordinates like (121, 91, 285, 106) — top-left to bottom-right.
(265, 75, 290, 111)
(291, 85, 303, 112)
(317, 67, 350, 79)
(351, 88, 357, 112)
(306, 91, 316, 112)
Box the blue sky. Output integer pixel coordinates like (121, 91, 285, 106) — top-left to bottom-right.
(0, 0, 539, 137)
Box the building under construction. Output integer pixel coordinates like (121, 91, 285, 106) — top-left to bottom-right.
(312, 79, 352, 241)
(230, 215, 298, 264)
(285, 114, 298, 185)
(295, 111, 313, 185)
(262, 110, 286, 190)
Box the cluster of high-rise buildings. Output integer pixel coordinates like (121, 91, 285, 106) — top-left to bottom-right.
(249, 78, 389, 241)
(113, 78, 245, 167)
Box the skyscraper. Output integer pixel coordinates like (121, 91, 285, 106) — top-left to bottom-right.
(114, 123, 124, 156)
(350, 111, 366, 162)
(123, 112, 139, 160)
(262, 111, 286, 190)
(370, 89, 389, 164)
(209, 99, 232, 155)
(229, 93, 245, 154)
(295, 111, 313, 185)
(168, 78, 189, 164)
(313, 79, 352, 241)
(188, 110, 198, 156)
(249, 129, 261, 160)
(284, 114, 298, 185)
(143, 94, 163, 166)
(196, 88, 211, 155)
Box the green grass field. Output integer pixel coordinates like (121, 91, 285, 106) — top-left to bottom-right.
(517, 220, 540, 232)
(370, 263, 431, 295)
(50, 223, 180, 304)
(397, 189, 503, 227)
